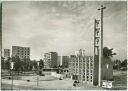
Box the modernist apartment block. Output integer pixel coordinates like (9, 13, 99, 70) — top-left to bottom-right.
(57, 56, 62, 66)
(62, 56, 69, 68)
(69, 55, 76, 76)
(12, 46, 30, 59)
(44, 52, 58, 68)
(44, 53, 51, 68)
(4, 49, 10, 59)
(69, 49, 94, 85)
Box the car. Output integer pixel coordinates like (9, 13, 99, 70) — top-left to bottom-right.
(40, 73, 45, 76)
(73, 80, 79, 86)
(59, 78, 63, 80)
(59, 76, 63, 80)
(27, 80, 30, 82)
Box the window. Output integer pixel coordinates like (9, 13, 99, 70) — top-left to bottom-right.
(91, 70, 93, 73)
(91, 76, 92, 79)
(87, 76, 89, 81)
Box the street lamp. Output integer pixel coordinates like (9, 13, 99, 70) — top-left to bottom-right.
(10, 61, 14, 90)
(37, 61, 39, 86)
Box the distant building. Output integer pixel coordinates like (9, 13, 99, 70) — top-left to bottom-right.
(44, 52, 58, 68)
(4, 49, 10, 59)
(57, 56, 62, 66)
(69, 49, 94, 85)
(44, 53, 51, 68)
(69, 55, 76, 77)
(12, 46, 30, 59)
(62, 56, 69, 68)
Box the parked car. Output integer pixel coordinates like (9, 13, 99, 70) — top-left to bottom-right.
(59, 76, 63, 80)
(73, 80, 79, 87)
(40, 73, 45, 76)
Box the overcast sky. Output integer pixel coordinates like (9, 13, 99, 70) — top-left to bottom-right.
(2, 1, 127, 60)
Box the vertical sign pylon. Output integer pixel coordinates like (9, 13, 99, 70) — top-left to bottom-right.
(98, 5, 106, 86)
(94, 19, 100, 85)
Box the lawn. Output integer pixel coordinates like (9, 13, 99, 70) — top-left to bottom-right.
(1, 70, 127, 90)
(112, 70, 127, 90)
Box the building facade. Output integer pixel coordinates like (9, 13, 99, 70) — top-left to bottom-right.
(69, 55, 76, 77)
(69, 49, 113, 86)
(4, 49, 10, 59)
(44, 53, 51, 68)
(62, 56, 69, 68)
(44, 52, 58, 68)
(12, 46, 30, 59)
(69, 49, 94, 85)
(57, 56, 62, 66)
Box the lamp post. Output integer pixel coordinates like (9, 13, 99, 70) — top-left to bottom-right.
(10, 61, 14, 90)
(37, 61, 39, 86)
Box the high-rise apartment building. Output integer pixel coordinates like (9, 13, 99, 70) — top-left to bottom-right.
(69, 49, 113, 86)
(44, 52, 58, 68)
(57, 56, 62, 66)
(62, 56, 69, 68)
(69, 49, 94, 85)
(12, 46, 30, 59)
(44, 53, 51, 68)
(4, 49, 10, 59)
(69, 55, 76, 76)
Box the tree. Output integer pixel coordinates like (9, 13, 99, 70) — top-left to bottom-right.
(22, 57, 31, 71)
(1, 57, 5, 69)
(113, 59, 121, 70)
(39, 59, 44, 69)
(33, 60, 38, 70)
(57, 65, 62, 74)
(103, 47, 116, 58)
(120, 59, 127, 67)
(12, 56, 22, 75)
(29, 61, 33, 71)
(5, 58, 11, 70)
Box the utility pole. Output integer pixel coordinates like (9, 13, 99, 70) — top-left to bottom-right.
(0, 2, 2, 67)
(10, 62, 14, 90)
(37, 61, 39, 87)
(98, 5, 106, 86)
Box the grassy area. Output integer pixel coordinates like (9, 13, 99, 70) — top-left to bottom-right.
(112, 70, 127, 90)
(1, 84, 45, 90)
(1, 70, 127, 90)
